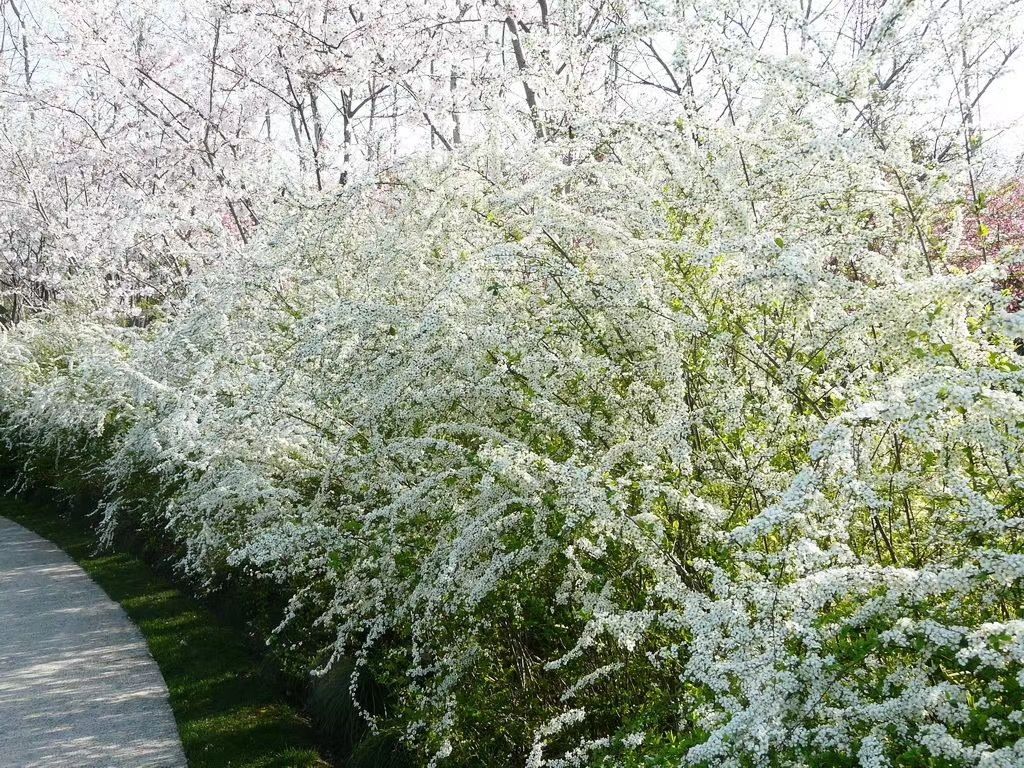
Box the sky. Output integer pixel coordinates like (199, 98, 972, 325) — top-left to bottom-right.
(978, 23, 1024, 169)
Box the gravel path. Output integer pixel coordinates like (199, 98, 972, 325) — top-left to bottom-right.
(0, 516, 187, 767)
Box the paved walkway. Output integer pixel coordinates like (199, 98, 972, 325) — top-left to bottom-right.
(0, 516, 187, 767)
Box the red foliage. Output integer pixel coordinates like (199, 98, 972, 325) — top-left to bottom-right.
(958, 179, 1024, 309)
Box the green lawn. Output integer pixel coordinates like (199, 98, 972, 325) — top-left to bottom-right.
(0, 495, 330, 768)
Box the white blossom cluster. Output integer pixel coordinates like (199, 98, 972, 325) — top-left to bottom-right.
(2, 0, 1024, 766)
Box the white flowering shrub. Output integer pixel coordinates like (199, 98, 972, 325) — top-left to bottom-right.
(2, 0, 1024, 765)
(5, 124, 1024, 764)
